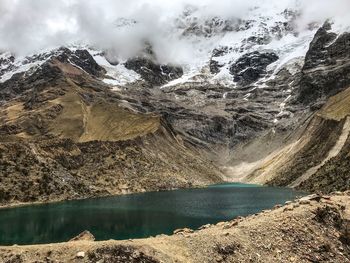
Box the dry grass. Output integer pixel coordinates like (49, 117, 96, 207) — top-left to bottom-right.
(319, 86, 350, 121)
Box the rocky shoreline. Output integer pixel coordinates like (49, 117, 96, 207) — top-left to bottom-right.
(1, 192, 349, 262)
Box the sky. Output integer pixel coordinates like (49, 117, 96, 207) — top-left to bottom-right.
(0, 0, 349, 63)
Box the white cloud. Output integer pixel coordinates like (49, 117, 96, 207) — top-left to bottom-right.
(0, 0, 349, 63)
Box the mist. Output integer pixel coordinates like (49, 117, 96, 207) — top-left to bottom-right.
(0, 0, 349, 64)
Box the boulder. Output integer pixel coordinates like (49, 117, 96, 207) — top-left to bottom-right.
(173, 228, 194, 235)
(69, 230, 95, 242)
(76, 251, 85, 258)
(299, 194, 321, 202)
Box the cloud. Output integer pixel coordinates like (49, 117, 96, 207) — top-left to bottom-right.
(0, 0, 349, 63)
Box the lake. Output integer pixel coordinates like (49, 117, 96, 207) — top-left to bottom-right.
(0, 183, 304, 245)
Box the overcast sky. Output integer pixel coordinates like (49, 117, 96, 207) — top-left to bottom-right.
(0, 0, 349, 62)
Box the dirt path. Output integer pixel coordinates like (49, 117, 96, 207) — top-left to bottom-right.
(289, 116, 350, 188)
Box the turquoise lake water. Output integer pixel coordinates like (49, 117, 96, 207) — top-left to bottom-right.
(0, 183, 304, 245)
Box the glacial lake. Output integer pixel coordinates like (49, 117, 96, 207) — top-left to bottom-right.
(0, 183, 305, 245)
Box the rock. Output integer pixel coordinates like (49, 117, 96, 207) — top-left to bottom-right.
(274, 204, 282, 209)
(55, 48, 106, 77)
(230, 51, 279, 85)
(298, 22, 350, 104)
(173, 228, 194, 235)
(285, 201, 292, 205)
(198, 224, 211, 230)
(212, 46, 231, 57)
(76, 251, 85, 258)
(293, 203, 300, 208)
(223, 221, 239, 229)
(216, 255, 223, 262)
(299, 199, 311, 205)
(209, 59, 223, 74)
(124, 57, 183, 86)
(283, 206, 293, 212)
(300, 194, 321, 202)
(69, 230, 95, 242)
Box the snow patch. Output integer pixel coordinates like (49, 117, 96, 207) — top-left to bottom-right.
(90, 52, 141, 86)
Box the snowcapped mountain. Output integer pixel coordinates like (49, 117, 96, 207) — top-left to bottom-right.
(0, 1, 349, 155)
(1, 2, 347, 148)
(0, 1, 334, 89)
(1, 0, 350, 205)
(0, 2, 328, 136)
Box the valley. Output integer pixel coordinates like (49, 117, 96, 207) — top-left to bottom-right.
(0, 0, 350, 262)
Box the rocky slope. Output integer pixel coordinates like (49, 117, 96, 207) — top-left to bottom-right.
(1, 2, 350, 262)
(0, 48, 223, 205)
(0, 3, 350, 203)
(1, 192, 349, 262)
(237, 22, 350, 193)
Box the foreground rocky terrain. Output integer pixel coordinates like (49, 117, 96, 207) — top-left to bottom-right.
(1, 192, 349, 262)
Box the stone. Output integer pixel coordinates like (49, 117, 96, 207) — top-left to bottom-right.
(173, 228, 194, 235)
(223, 221, 238, 229)
(293, 203, 300, 208)
(283, 206, 293, 212)
(299, 194, 321, 202)
(69, 230, 95, 242)
(76, 251, 85, 258)
(198, 224, 211, 230)
(299, 199, 311, 205)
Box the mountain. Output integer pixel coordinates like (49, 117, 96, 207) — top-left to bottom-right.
(237, 22, 350, 193)
(1, 2, 350, 206)
(0, 48, 222, 205)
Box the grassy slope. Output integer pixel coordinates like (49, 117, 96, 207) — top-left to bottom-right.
(0, 62, 223, 205)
